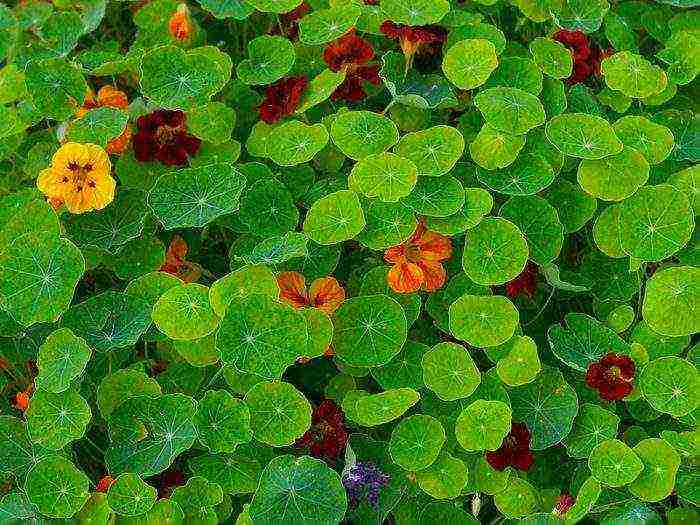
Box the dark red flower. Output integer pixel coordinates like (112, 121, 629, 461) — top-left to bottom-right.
(95, 476, 115, 493)
(150, 468, 186, 499)
(380, 20, 446, 69)
(485, 422, 535, 472)
(295, 400, 348, 461)
(505, 261, 539, 299)
(323, 30, 380, 102)
(277, 1, 311, 40)
(258, 76, 308, 123)
(553, 29, 613, 85)
(132, 109, 201, 166)
(554, 493, 576, 515)
(363, 0, 379, 4)
(586, 353, 635, 401)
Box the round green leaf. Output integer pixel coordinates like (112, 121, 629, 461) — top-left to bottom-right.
(245, 382, 311, 447)
(350, 388, 420, 426)
(303, 190, 366, 245)
(246, 0, 303, 14)
(442, 39, 499, 90)
(25, 58, 87, 120)
(332, 294, 407, 367)
(455, 399, 512, 452)
(449, 294, 519, 348)
(640, 357, 699, 417)
(427, 187, 493, 235)
(153, 283, 220, 341)
(189, 102, 236, 145)
(249, 455, 347, 525)
(188, 451, 262, 496)
(613, 116, 674, 165)
(500, 195, 563, 265)
(577, 146, 650, 201)
(209, 265, 279, 317)
(476, 152, 555, 196)
(495, 335, 541, 386)
(148, 163, 246, 229)
(26, 387, 91, 450)
(629, 438, 681, 502)
(236, 35, 295, 85)
(216, 294, 307, 379)
(484, 56, 543, 94)
(237, 177, 299, 237)
(462, 217, 528, 285)
(422, 342, 481, 401)
(140, 46, 231, 108)
(545, 113, 623, 159)
(667, 165, 699, 217)
(356, 198, 416, 250)
(404, 175, 465, 217)
(551, 0, 610, 33)
(601, 51, 668, 99)
(371, 341, 427, 391)
(494, 477, 536, 519)
(544, 179, 598, 233)
(331, 111, 399, 160)
(349, 152, 418, 202)
(389, 414, 446, 471)
(619, 185, 693, 261)
(267, 120, 329, 166)
(107, 473, 157, 517)
(298, 5, 361, 45)
(564, 403, 620, 459)
(26, 456, 89, 519)
(529, 37, 573, 79)
(296, 69, 346, 113)
(589, 439, 644, 487)
(381, 0, 449, 25)
(96, 368, 162, 418)
(393, 125, 465, 177)
(35, 328, 91, 394)
(198, 0, 254, 20)
(510, 367, 578, 450)
(593, 204, 626, 258)
(194, 390, 252, 453)
(473, 87, 545, 136)
(416, 452, 468, 499)
(0, 415, 49, 482)
(642, 266, 699, 337)
(469, 124, 525, 170)
(66, 107, 128, 147)
(170, 476, 223, 524)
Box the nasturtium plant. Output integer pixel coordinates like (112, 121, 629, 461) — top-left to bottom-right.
(0, 1, 697, 523)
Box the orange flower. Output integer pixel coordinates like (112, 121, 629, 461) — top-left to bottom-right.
(13, 388, 31, 412)
(95, 476, 115, 493)
(37, 142, 116, 214)
(169, 3, 193, 41)
(76, 85, 131, 155)
(160, 235, 202, 283)
(277, 271, 345, 314)
(385, 220, 452, 293)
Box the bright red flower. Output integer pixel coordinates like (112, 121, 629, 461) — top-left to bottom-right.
(133, 109, 201, 166)
(259, 76, 308, 123)
(323, 30, 381, 102)
(554, 493, 576, 515)
(295, 400, 348, 460)
(485, 422, 535, 472)
(586, 353, 635, 401)
(384, 219, 452, 294)
(505, 261, 539, 299)
(380, 20, 447, 60)
(277, 271, 345, 314)
(95, 476, 115, 493)
(13, 390, 30, 412)
(160, 235, 202, 283)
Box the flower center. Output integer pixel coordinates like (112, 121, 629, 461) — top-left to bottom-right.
(405, 243, 422, 263)
(607, 366, 622, 379)
(65, 161, 96, 192)
(156, 124, 182, 145)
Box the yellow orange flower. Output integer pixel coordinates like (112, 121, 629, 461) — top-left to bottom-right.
(75, 85, 131, 155)
(277, 271, 345, 314)
(385, 219, 452, 293)
(37, 142, 116, 214)
(169, 3, 193, 41)
(160, 235, 202, 283)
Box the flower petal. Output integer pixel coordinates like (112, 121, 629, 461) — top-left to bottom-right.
(277, 271, 308, 308)
(387, 261, 424, 294)
(308, 276, 345, 314)
(418, 260, 446, 292)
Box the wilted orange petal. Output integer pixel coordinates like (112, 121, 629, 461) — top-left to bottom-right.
(419, 260, 447, 292)
(414, 230, 452, 262)
(387, 261, 424, 294)
(308, 277, 345, 314)
(277, 271, 309, 309)
(106, 126, 132, 155)
(168, 235, 189, 260)
(169, 4, 193, 41)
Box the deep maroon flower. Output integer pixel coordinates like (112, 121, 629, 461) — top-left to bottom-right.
(380, 21, 447, 48)
(132, 109, 201, 166)
(150, 468, 186, 499)
(505, 261, 539, 299)
(277, 1, 311, 40)
(323, 30, 380, 102)
(343, 461, 391, 510)
(294, 399, 348, 460)
(258, 76, 308, 123)
(553, 29, 612, 85)
(586, 353, 635, 401)
(554, 493, 576, 515)
(485, 422, 535, 472)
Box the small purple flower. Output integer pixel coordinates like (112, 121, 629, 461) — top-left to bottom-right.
(343, 461, 391, 510)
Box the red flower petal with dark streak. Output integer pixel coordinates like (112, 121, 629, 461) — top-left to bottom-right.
(554, 493, 576, 515)
(505, 261, 539, 299)
(323, 29, 375, 72)
(485, 422, 535, 472)
(96, 476, 115, 493)
(133, 109, 200, 166)
(258, 76, 308, 124)
(586, 353, 635, 401)
(294, 400, 348, 461)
